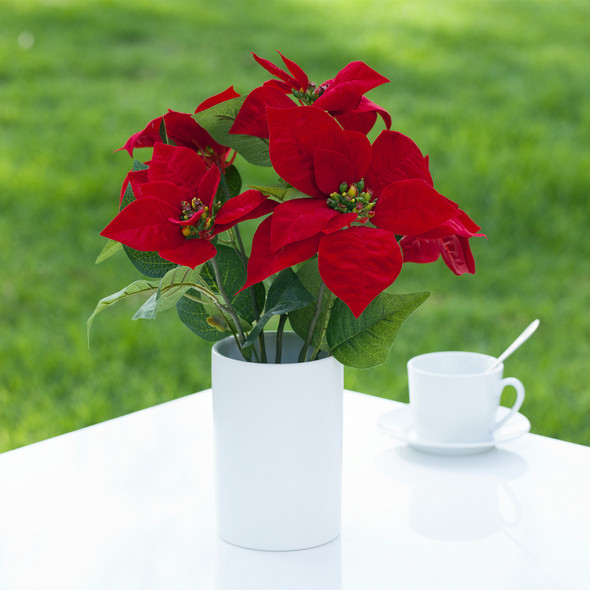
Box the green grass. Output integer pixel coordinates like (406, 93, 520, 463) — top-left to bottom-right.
(1, 0, 589, 451)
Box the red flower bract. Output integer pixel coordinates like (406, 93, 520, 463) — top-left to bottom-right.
(230, 52, 391, 139)
(101, 143, 275, 269)
(242, 107, 468, 317)
(118, 87, 240, 170)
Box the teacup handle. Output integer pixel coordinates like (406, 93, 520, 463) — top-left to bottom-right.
(493, 377, 525, 432)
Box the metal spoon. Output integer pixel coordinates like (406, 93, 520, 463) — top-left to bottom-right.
(486, 319, 540, 373)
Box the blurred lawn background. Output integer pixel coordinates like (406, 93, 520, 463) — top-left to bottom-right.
(1, 0, 589, 452)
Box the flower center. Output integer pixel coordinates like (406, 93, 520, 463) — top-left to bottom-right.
(291, 81, 327, 105)
(180, 197, 218, 239)
(327, 180, 376, 220)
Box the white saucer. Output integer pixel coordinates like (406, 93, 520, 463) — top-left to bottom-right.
(378, 405, 531, 456)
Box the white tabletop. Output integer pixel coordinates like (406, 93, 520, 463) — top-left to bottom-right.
(0, 390, 589, 589)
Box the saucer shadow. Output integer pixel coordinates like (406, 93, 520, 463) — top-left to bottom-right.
(377, 447, 528, 542)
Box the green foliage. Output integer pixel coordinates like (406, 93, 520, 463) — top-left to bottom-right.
(243, 269, 314, 348)
(193, 96, 271, 167)
(327, 293, 430, 368)
(1, 0, 589, 452)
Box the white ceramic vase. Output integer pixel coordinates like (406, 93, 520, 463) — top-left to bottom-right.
(211, 332, 343, 551)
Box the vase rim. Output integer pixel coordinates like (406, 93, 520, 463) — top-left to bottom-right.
(212, 331, 336, 365)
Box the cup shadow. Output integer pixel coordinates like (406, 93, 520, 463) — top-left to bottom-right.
(377, 446, 528, 542)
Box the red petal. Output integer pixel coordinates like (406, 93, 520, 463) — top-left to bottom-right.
(365, 131, 433, 195)
(343, 129, 372, 179)
(100, 198, 184, 251)
(313, 148, 355, 195)
(158, 238, 217, 269)
(318, 226, 402, 318)
(313, 61, 390, 112)
(269, 199, 339, 253)
(198, 164, 220, 209)
(334, 110, 377, 135)
(214, 189, 276, 229)
(195, 86, 240, 113)
(139, 181, 189, 209)
(372, 179, 459, 236)
(334, 96, 392, 134)
(400, 236, 442, 264)
(241, 217, 321, 291)
(440, 235, 476, 275)
(120, 168, 149, 205)
(230, 86, 294, 138)
(252, 52, 299, 88)
(277, 51, 308, 90)
(148, 143, 208, 193)
(267, 106, 347, 198)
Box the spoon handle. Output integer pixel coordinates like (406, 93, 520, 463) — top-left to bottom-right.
(486, 319, 540, 373)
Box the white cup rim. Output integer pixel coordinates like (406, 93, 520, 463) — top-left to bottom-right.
(408, 351, 503, 377)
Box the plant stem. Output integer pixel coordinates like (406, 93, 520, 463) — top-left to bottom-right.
(219, 170, 267, 363)
(275, 314, 288, 364)
(210, 257, 246, 346)
(299, 282, 325, 362)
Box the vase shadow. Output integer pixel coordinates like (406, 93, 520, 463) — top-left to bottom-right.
(376, 446, 528, 542)
(215, 535, 342, 590)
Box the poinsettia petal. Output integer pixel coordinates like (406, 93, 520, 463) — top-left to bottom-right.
(267, 106, 347, 197)
(139, 180, 189, 209)
(148, 143, 208, 193)
(322, 212, 358, 234)
(100, 198, 184, 251)
(120, 168, 149, 205)
(252, 52, 299, 88)
(365, 131, 433, 196)
(118, 116, 163, 156)
(313, 61, 390, 112)
(318, 226, 402, 318)
(241, 217, 321, 291)
(343, 129, 372, 180)
(230, 86, 294, 138)
(195, 86, 240, 113)
(314, 148, 355, 195)
(334, 109, 377, 135)
(440, 235, 476, 275)
(400, 236, 442, 264)
(334, 96, 392, 135)
(214, 189, 276, 228)
(269, 198, 339, 253)
(372, 179, 459, 236)
(158, 238, 217, 270)
(198, 164, 221, 209)
(278, 51, 308, 90)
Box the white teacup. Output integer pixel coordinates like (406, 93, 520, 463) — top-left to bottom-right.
(407, 351, 525, 443)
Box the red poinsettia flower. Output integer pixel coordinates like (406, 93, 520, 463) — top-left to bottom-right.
(242, 107, 476, 317)
(230, 51, 391, 138)
(102, 143, 275, 269)
(118, 86, 240, 170)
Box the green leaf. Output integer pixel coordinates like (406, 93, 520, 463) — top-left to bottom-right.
(87, 279, 160, 344)
(176, 294, 232, 342)
(289, 258, 334, 352)
(327, 291, 430, 368)
(249, 184, 310, 201)
(218, 165, 242, 201)
(243, 269, 314, 348)
(123, 245, 178, 278)
(132, 265, 212, 320)
(193, 96, 271, 166)
(95, 239, 123, 264)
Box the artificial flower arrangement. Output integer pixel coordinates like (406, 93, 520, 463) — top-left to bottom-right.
(89, 52, 483, 367)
